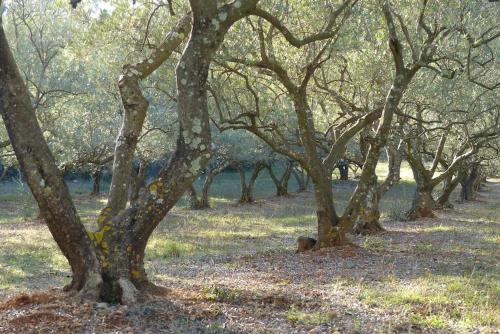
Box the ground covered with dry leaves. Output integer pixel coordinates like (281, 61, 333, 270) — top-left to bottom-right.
(0, 180, 498, 333)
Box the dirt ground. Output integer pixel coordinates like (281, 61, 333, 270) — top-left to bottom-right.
(0, 181, 498, 333)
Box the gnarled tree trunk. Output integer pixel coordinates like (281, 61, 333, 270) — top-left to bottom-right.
(1, 0, 261, 303)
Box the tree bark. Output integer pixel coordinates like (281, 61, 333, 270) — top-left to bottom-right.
(129, 160, 147, 206)
(0, 16, 102, 297)
(354, 142, 403, 234)
(1, 0, 261, 303)
(106, 15, 192, 216)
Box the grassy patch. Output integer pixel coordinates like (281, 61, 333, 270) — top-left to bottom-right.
(359, 272, 499, 331)
(286, 305, 336, 326)
(200, 285, 241, 303)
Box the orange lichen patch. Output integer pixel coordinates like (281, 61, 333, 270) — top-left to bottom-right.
(131, 269, 141, 279)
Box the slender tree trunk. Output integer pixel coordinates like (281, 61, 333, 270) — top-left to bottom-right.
(106, 15, 192, 216)
(199, 162, 227, 208)
(292, 167, 308, 192)
(189, 185, 202, 209)
(90, 168, 102, 196)
(337, 160, 349, 180)
(435, 170, 464, 209)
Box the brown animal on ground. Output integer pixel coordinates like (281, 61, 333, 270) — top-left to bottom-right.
(296, 236, 317, 253)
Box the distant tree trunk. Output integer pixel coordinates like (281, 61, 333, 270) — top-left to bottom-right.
(90, 168, 102, 196)
(459, 163, 479, 202)
(337, 160, 349, 180)
(188, 185, 202, 209)
(0, 165, 8, 182)
(237, 161, 266, 203)
(267, 160, 293, 196)
(435, 169, 465, 209)
(189, 161, 228, 209)
(292, 167, 309, 192)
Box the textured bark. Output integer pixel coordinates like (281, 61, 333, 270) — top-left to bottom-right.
(129, 161, 147, 206)
(0, 17, 102, 297)
(435, 169, 465, 209)
(354, 141, 403, 234)
(1, 0, 261, 303)
(106, 15, 192, 216)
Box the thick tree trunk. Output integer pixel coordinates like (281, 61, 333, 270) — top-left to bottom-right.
(0, 18, 102, 297)
(407, 186, 436, 220)
(90, 168, 102, 196)
(310, 173, 347, 247)
(353, 174, 383, 234)
(1, 1, 261, 304)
